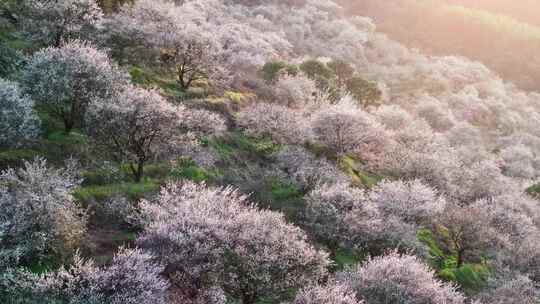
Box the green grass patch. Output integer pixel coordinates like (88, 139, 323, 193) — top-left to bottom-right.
(120, 162, 172, 181)
(332, 247, 365, 271)
(270, 179, 303, 202)
(170, 158, 214, 182)
(207, 131, 281, 161)
(249, 177, 304, 221)
(0, 25, 32, 51)
(47, 130, 87, 145)
(128, 66, 209, 99)
(73, 181, 160, 203)
(0, 149, 40, 169)
(526, 183, 540, 197)
(224, 91, 253, 104)
(24, 257, 59, 274)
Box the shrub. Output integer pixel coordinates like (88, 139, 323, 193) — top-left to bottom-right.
(345, 76, 382, 108)
(300, 59, 335, 80)
(260, 61, 298, 83)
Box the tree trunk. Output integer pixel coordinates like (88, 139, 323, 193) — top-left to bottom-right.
(131, 160, 145, 182)
(241, 293, 257, 304)
(456, 248, 464, 268)
(63, 117, 74, 134)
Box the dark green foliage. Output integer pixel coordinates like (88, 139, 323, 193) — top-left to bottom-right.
(170, 158, 214, 183)
(251, 177, 304, 221)
(331, 247, 365, 271)
(82, 167, 123, 186)
(0, 149, 40, 170)
(0, 42, 22, 78)
(345, 76, 382, 107)
(297, 59, 382, 106)
(76, 161, 175, 203)
(418, 229, 489, 294)
(204, 131, 308, 220)
(41, 131, 91, 164)
(270, 179, 303, 202)
(526, 183, 540, 197)
(260, 61, 298, 83)
(327, 59, 355, 86)
(300, 59, 334, 80)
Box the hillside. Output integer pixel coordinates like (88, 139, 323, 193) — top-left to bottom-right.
(338, 0, 540, 91)
(1, 1, 540, 303)
(444, 0, 540, 26)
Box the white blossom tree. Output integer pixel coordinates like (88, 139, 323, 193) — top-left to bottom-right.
(0, 79, 40, 148)
(0, 158, 86, 269)
(19, 0, 103, 47)
(373, 105, 412, 131)
(368, 179, 446, 224)
(275, 146, 348, 191)
(294, 283, 363, 304)
(103, 0, 290, 89)
(158, 32, 231, 90)
(478, 273, 539, 304)
(273, 73, 328, 108)
(339, 251, 466, 304)
(136, 181, 330, 304)
(237, 102, 310, 145)
(431, 201, 498, 267)
(303, 182, 381, 250)
(500, 144, 536, 179)
(311, 97, 388, 156)
(21, 40, 127, 132)
(4, 247, 169, 303)
(86, 86, 225, 182)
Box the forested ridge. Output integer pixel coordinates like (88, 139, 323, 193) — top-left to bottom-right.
(1, 0, 540, 303)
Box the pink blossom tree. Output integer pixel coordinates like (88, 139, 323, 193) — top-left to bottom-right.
(303, 182, 381, 250)
(294, 283, 363, 304)
(339, 251, 466, 304)
(275, 146, 348, 191)
(311, 97, 388, 156)
(86, 85, 225, 182)
(136, 181, 330, 304)
(368, 179, 446, 224)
